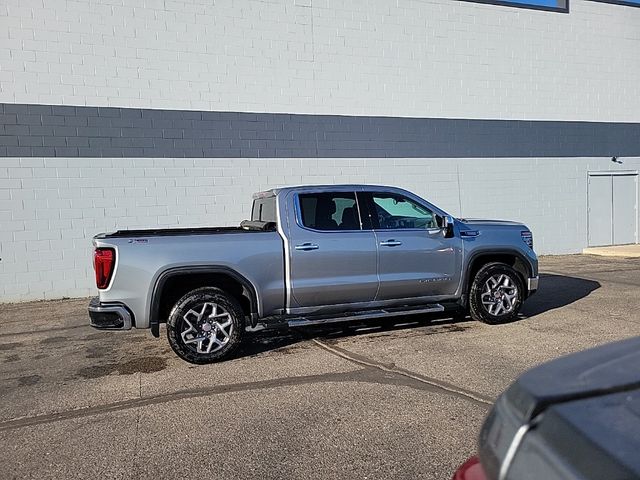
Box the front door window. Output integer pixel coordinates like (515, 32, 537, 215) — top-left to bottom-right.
(371, 194, 436, 230)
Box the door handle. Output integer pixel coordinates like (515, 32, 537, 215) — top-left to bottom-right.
(295, 243, 319, 251)
(380, 239, 402, 247)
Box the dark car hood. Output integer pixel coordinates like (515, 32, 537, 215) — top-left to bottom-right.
(479, 337, 640, 480)
(505, 336, 640, 422)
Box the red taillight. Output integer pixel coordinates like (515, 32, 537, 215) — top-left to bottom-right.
(94, 248, 115, 289)
(452, 456, 487, 480)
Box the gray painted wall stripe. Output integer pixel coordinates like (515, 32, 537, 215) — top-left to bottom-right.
(1, 103, 639, 158)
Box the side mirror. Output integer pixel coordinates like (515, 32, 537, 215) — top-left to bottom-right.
(442, 215, 455, 238)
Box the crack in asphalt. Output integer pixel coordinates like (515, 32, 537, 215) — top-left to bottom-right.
(0, 324, 91, 339)
(312, 339, 493, 407)
(0, 370, 366, 432)
(0, 357, 489, 433)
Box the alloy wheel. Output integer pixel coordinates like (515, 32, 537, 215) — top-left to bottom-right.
(180, 302, 233, 354)
(480, 274, 519, 316)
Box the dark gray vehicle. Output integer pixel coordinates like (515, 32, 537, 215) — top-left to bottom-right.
(454, 336, 640, 480)
(88, 185, 539, 363)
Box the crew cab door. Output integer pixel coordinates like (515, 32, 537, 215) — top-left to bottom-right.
(361, 191, 463, 300)
(286, 190, 378, 311)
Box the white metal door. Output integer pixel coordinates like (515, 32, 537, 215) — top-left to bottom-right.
(588, 173, 638, 247)
(588, 175, 613, 247)
(613, 175, 638, 245)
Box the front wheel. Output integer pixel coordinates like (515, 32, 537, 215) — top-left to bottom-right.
(167, 287, 244, 364)
(469, 263, 523, 325)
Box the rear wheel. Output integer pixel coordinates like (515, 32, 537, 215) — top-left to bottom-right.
(167, 287, 244, 364)
(469, 263, 523, 324)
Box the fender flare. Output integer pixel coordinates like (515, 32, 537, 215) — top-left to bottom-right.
(462, 248, 535, 296)
(149, 265, 260, 337)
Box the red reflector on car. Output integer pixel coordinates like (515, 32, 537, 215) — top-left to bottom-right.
(94, 248, 115, 289)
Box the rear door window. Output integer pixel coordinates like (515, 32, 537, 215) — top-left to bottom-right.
(298, 192, 361, 231)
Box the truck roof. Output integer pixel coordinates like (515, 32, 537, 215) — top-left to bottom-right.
(252, 184, 405, 199)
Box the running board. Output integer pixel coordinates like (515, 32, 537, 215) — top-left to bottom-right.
(287, 304, 444, 328)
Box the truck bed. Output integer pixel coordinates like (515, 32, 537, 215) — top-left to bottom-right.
(95, 220, 276, 239)
(96, 227, 247, 239)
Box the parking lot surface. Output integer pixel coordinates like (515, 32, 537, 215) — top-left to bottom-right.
(1, 254, 639, 479)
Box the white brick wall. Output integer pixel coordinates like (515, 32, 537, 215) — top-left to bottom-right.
(0, 0, 639, 121)
(1, 0, 640, 302)
(2, 156, 640, 302)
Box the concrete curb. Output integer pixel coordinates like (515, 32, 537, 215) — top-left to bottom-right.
(582, 245, 640, 258)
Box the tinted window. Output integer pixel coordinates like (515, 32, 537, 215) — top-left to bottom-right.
(464, 0, 567, 12)
(371, 194, 436, 229)
(299, 192, 360, 231)
(590, 0, 640, 6)
(251, 197, 277, 223)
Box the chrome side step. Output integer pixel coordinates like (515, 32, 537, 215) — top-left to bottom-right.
(287, 304, 444, 328)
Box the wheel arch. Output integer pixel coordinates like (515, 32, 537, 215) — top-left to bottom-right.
(149, 266, 259, 337)
(463, 249, 533, 300)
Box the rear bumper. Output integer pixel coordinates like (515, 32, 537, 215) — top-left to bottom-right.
(88, 297, 133, 330)
(527, 276, 539, 294)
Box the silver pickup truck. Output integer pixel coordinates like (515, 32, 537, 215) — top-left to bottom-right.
(89, 185, 538, 364)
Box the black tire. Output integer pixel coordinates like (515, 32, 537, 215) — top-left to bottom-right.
(167, 287, 244, 364)
(469, 262, 524, 325)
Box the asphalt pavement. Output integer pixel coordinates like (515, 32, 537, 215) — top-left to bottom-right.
(1, 254, 639, 479)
